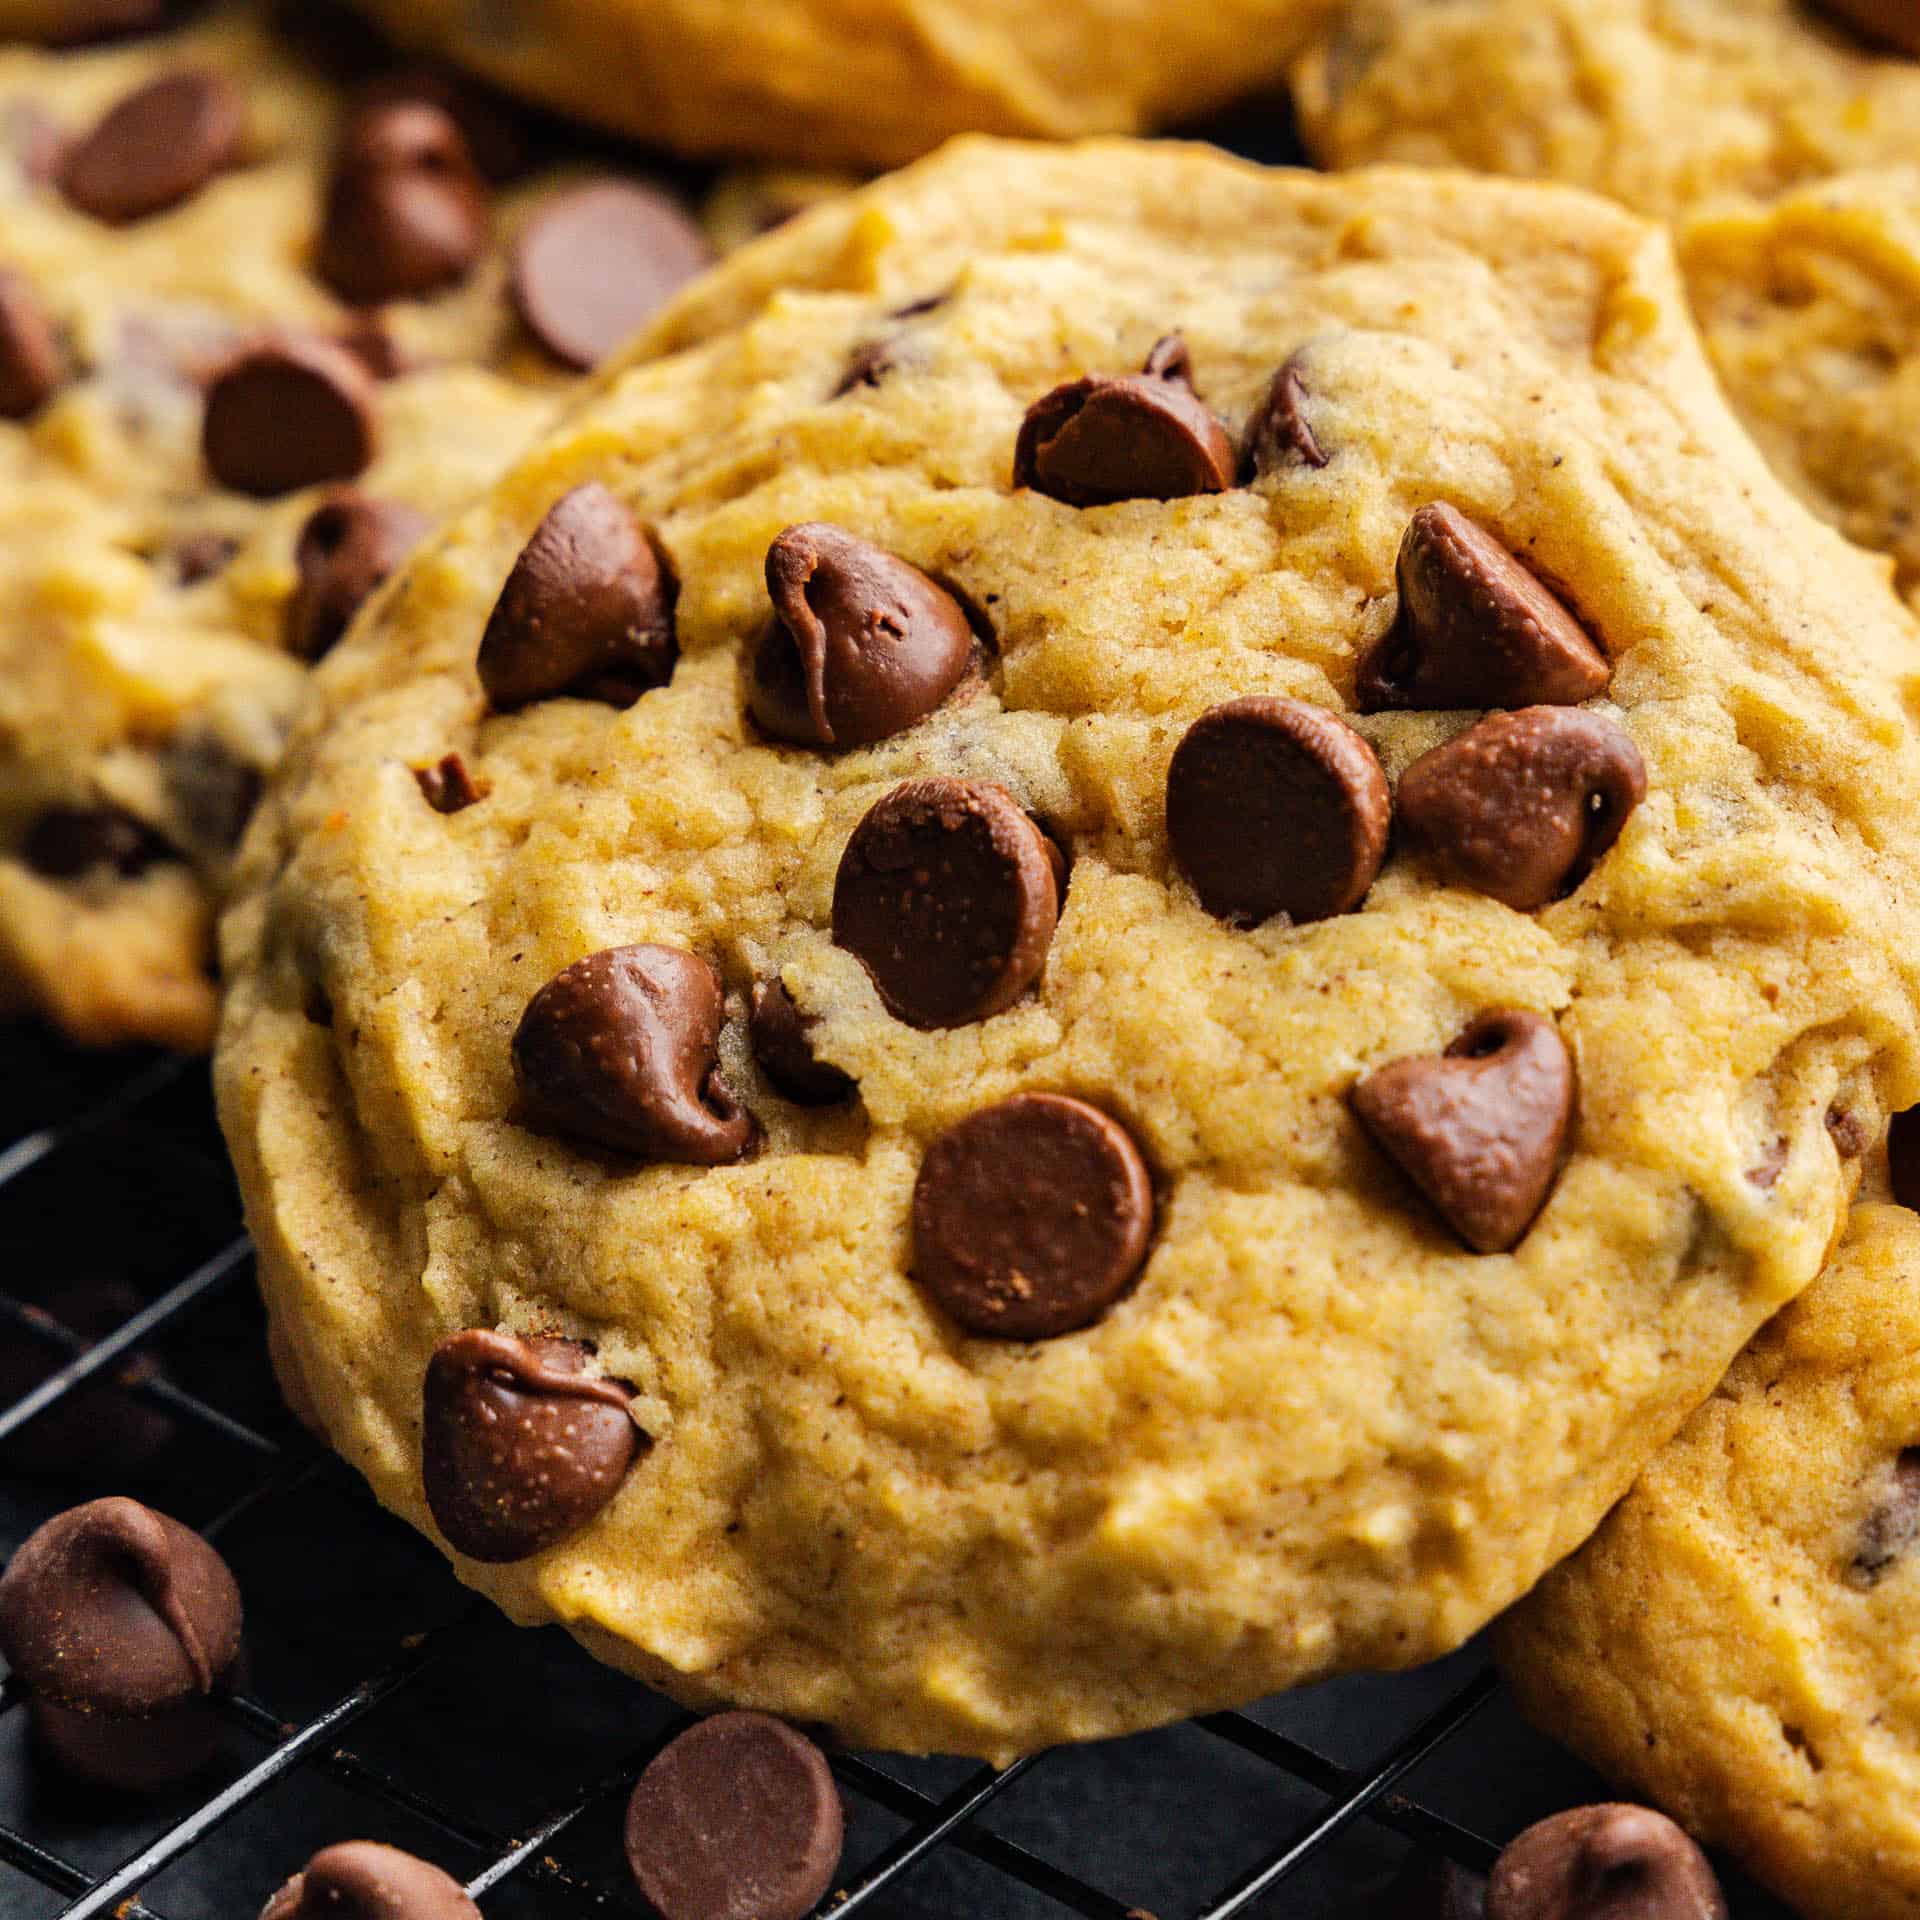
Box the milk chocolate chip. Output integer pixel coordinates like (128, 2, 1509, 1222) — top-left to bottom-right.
(1244, 354, 1328, 474)
(1359, 505, 1610, 713)
(285, 489, 431, 660)
(1851, 1449, 1920, 1586)
(1487, 1805, 1725, 1920)
(422, 1330, 642, 1563)
(512, 944, 756, 1163)
(748, 523, 975, 748)
(203, 336, 378, 497)
(23, 802, 173, 878)
(260, 1841, 480, 1920)
(0, 268, 62, 418)
(750, 979, 854, 1106)
(1352, 1009, 1574, 1253)
(412, 752, 485, 815)
(61, 68, 243, 223)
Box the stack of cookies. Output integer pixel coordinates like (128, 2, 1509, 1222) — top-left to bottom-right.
(5, 3, 1920, 1916)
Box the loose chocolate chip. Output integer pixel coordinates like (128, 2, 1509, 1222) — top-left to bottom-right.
(748, 523, 975, 749)
(624, 1712, 844, 1920)
(1891, 1106, 1920, 1210)
(1358, 505, 1611, 713)
(261, 1841, 480, 1920)
(1351, 1008, 1574, 1254)
(913, 1093, 1154, 1339)
(750, 979, 854, 1106)
(1244, 355, 1328, 474)
(0, 268, 62, 418)
(61, 68, 243, 223)
(1397, 707, 1646, 910)
(168, 529, 239, 584)
(1165, 695, 1390, 927)
(1013, 332, 1236, 506)
(317, 102, 490, 306)
(413, 752, 485, 815)
(285, 488, 431, 661)
(510, 180, 714, 372)
(203, 335, 379, 497)
(22, 803, 173, 878)
(0, 1497, 242, 1790)
(477, 483, 678, 711)
(1851, 1448, 1920, 1586)
(1487, 1805, 1725, 1920)
(1385, 1855, 1488, 1920)
(832, 777, 1060, 1028)
(513, 944, 757, 1163)
(422, 1330, 641, 1562)
(1810, 0, 1920, 56)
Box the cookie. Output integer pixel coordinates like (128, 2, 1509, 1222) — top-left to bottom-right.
(0, 6, 730, 1049)
(215, 139, 1920, 1760)
(1498, 1196, 1920, 1920)
(344, 0, 1341, 172)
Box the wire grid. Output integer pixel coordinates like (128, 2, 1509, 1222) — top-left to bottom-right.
(0, 1039, 1781, 1920)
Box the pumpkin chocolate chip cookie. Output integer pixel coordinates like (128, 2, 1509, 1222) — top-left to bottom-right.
(216, 138, 1920, 1759)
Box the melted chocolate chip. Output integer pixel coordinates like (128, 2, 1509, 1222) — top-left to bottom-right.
(833, 335, 908, 395)
(160, 729, 262, 851)
(512, 944, 757, 1163)
(422, 1330, 642, 1563)
(168, 529, 239, 585)
(285, 488, 431, 661)
(413, 752, 485, 814)
(623, 1713, 844, 1920)
(750, 979, 854, 1105)
(1397, 707, 1647, 910)
(1810, 0, 1920, 55)
(748, 523, 975, 748)
(477, 483, 677, 710)
(1358, 505, 1610, 713)
(1851, 1449, 1920, 1586)
(510, 180, 713, 371)
(1890, 1106, 1920, 1210)
(913, 1093, 1154, 1339)
(203, 335, 379, 497)
(317, 102, 489, 306)
(1166, 695, 1391, 927)
(1487, 1805, 1725, 1920)
(22, 803, 173, 878)
(1352, 1009, 1574, 1254)
(61, 68, 243, 223)
(260, 1841, 481, 1920)
(0, 268, 63, 418)
(0, 1497, 242, 1790)
(1825, 1104, 1871, 1159)
(1244, 355, 1328, 474)
(1014, 333, 1236, 506)
(832, 778, 1060, 1028)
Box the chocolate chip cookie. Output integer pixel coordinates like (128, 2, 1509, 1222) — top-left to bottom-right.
(1498, 1196, 1920, 1920)
(0, 5, 726, 1048)
(216, 140, 1920, 1759)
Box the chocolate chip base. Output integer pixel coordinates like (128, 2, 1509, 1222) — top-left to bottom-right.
(0, 4, 730, 1048)
(1497, 1194, 1920, 1920)
(216, 139, 1920, 1760)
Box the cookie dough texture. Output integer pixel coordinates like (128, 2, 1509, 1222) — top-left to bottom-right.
(1499, 1199, 1920, 1920)
(347, 0, 1338, 170)
(218, 140, 1920, 1758)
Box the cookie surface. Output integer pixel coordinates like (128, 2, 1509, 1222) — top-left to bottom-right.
(1499, 1196, 1920, 1920)
(217, 139, 1920, 1759)
(346, 0, 1337, 171)
(0, 6, 732, 1048)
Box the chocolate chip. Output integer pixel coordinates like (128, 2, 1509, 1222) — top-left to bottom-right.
(1352, 1008, 1574, 1253)
(623, 1712, 844, 1920)
(61, 68, 243, 223)
(203, 335, 379, 498)
(0, 1497, 242, 1790)
(1013, 333, 1236, 506)
(285, 488, 431, 661)
(1745, 1137, 1789, 1191)
(355, 65, 532, 185)
(168, 529, 239, 585)
(334, 316, 410, 381)
(832, 336, 906, 395)
(750, 980, 854, 1106)
(1851, 1449, 1920, 1586)
(912, 1093, 1154, 1339)
(477, 483, 678, 711)
(1165, 695, 1391, 927)
(748, 523, 975, 749)
(513, 944, 757, 1163)
(1487, 1805, 1725, 1920)
(1358, 505, 1611, 713)
(1891, 1106, 1920, 1210)
(1810, 0, 1920, 55)
(22, 803, 173, 878)
(317, 102, 490, 306)
(0, 268, 62, 418)
(260, 1841, 480, 1920)
(1244, 355, 1328, 473)
(510, 180, 714, 372)
(413, 752, 485, 814)
(422, 1330, 642, 1563)
(1397, 707, 1646, 910)
(1384, 1855, 1488, 1920)
(159, 729, 262, 851)
(1825, 1104, 1871, 1159)
(832, 777, 1060, 1028)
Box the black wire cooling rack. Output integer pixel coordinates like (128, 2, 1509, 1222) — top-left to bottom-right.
(0, 1028, 1798, 1920)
